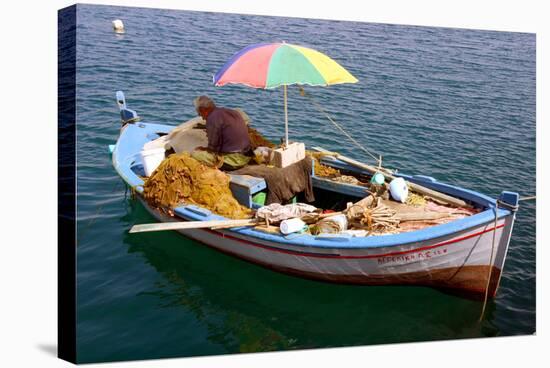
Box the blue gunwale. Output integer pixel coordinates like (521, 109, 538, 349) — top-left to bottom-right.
(113, 122, 514, 250)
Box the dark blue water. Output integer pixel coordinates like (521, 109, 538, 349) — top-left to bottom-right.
(73, 4, 536, 363)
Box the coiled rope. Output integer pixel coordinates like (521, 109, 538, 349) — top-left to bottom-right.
(298, 87, 382, 166)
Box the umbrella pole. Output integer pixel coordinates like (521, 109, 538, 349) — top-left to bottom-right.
(284, 84, 289, 147)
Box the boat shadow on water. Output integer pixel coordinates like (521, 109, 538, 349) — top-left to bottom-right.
(119, 198, 501, 354)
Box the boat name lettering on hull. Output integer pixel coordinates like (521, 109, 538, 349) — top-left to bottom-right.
(377, 247, 448, 265)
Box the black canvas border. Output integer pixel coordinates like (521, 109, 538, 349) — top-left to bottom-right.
(58, 4, 77, 364)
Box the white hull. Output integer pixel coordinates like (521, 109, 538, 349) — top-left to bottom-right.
(141, 197, 515, 297)
(112, 121, 518, 298)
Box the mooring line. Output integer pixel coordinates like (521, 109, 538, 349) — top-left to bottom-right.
(478, 193, 533, 322)
(298, 87, 382, 166)
(76, 179, 124, 245)
(479, 203, 499, 322)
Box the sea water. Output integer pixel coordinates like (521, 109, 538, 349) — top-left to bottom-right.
(71, 4, 536, 363)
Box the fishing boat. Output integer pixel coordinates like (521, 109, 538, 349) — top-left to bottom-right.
(111, 91, 519, 299)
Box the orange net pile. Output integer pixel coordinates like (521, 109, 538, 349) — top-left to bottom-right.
(143, 152, 251, 219)
(307, 151, 341, 177)
(248, 126, 276, 149)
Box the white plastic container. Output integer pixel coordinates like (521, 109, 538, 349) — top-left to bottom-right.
(371, 172, 385, 185)
(280, 218, 307, 235)
(140, 147, 165, 176)
(270, 142, 306, 168)
(389, 177, 409, 203)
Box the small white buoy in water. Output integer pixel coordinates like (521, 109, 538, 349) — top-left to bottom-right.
(112, 19, 125, 33)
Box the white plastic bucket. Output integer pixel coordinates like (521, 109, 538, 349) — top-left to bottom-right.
(140, 147, 165, 176)
(280, 218, 307, 235)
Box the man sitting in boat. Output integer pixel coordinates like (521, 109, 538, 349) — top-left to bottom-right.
(191, 95, 252, 170)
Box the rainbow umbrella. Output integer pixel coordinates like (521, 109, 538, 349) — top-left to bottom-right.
(213, 42, 358, 145)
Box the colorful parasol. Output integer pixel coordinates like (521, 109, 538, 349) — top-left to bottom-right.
(213, 42, 358, 145)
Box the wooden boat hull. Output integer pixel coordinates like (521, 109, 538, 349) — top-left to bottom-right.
(139, 197, 514, 298)
(113, 121, 518, 298)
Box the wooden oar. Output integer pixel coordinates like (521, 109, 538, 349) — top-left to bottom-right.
(130, 209, 345, 234)
(312, 146, 470, 208)
(129, 218, 259, 233)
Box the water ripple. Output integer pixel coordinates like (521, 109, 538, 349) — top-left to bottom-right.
(73, 4, 535, 363)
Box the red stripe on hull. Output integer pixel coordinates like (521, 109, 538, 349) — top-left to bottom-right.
(206, 223, 505, 259)
(187, 229, 502, 299)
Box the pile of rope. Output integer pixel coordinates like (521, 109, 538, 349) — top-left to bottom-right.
(346, 197, 400, 233)
(142, 152, 251, 219)
(331, 175, 361, 185)
(310, 218, 343, 235)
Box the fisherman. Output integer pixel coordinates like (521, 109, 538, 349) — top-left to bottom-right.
(191, 95, 252, 170)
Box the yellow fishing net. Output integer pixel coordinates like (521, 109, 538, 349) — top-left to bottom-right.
(306, 151, 341, 177)
(248, 126, 276, 149)
(143, 152, 251, 219)
(406, 192, 427, 207)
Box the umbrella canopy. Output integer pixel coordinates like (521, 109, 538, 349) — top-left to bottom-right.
(214, 42, 358, 88)
(213, 42, 358, 144)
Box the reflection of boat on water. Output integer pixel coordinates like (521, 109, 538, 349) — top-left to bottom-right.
(112, 91, 520, 299)
(121, 217, 297, 353)
(120, 207, 498, 352)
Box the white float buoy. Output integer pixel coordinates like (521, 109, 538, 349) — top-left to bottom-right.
(389, 177, 409, 203)
(112, 19, 125, 33)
